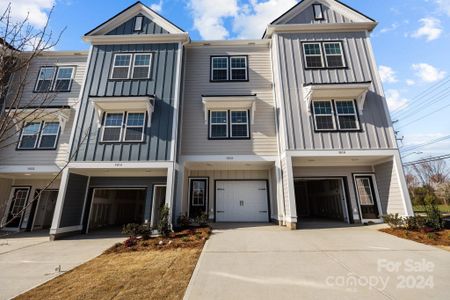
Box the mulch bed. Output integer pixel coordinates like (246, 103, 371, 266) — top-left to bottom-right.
(105, 226, 211, 254)
(380, 228, 450, 247)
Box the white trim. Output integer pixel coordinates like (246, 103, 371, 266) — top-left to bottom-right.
(150, 184, 167, 227)
(313, 3, 324, 20)
(211, 56, 229, 81)
(111, 53, 132, 80)
(131, 53, 152, 79)
(209, 110, 228, 139)
(83, 33, 189, 45)
(101, 112, 124, 142)
(53, 66, 75, 92)
(264, 22, 377, 38)
(180, 155, 278, 163)
(353, 174, 383, 223)
(287, 149, 398, 157)
(3, 187, 31, 229)
(393, 152, 414, 216)
(18, 122, 41, 149)
(334, 100, 360, 130)
(230, 110, 250, 138)
(312, 100, 336, 131)
(202, 95, 256, 125)
(50, 225, 82, 235)
(0, 165, 62, 173)
(230, 56, 248, 81)
(303, 42, 324, 69)
(123, 112, 146, 142)
(323, 42, 345, 68)
(187, 40, 270, 47)
(34, 66, 57, 92)
(37, 121, 61, 149)
(68, 161, 173, 169)
(170, 41, 185, 162)
(134, 15, 144, 31)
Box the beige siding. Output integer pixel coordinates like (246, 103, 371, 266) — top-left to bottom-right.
(0, 178, 13, 223)
(181, 45, 277, 156)
(375, 161, 405, 215)
(182, 169, 271, 219)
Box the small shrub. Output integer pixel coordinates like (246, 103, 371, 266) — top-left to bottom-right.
(426, 232, 437, 240)
(195, 212, 209, 227)
(177, 214, 191, 228)
(404, 216, 426, 231)
(124, 237, 137, 248)
(122, 223, 141, 238)
(139, 223, 152, 240)
(424, 201, 443, 231)
(159, 205, 171, 237)
(383, 214, 404, 229)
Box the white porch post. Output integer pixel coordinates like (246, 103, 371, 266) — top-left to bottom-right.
(174, 164, 185, 221)
(393, 152, 414, 216)
(282, 154, 297, 229)
(50, 168, 70, 235)
(275, 159, 286, 225)
(164, 163, 176, 227)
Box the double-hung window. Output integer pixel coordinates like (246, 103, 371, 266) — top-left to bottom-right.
(303, 43, 324, 68)
(303, 42, 345, 69)
(209, 111, 228, 138)
(101, 112, 146, 142)
(230, 111, 249, 138)
(312, 101, 335, 131)
(18, 121, 60, 150)
(335, 100, 359, 130)
(111, 53, 152, 80)
(211, 56, 248, 81)
(323, 42, 345, 68)
(312, 100, 360, 131)
(35, 66, 75, 92)
(211, 57, 229, 81)
(111, 54, 132, 79)
(132, 54, 152, 79)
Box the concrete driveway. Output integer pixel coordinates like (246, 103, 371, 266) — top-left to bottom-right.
(0, 230, 124, 300)
(184, 222, 450, 300)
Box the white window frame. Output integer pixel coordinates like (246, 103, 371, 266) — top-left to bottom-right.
(334, 100, 360, 130)
(131, 53, 152, 79)
(211, 57, 229, 81)
(323, 42, 345, 68)
(209, 110, 228, 138)
(111, 53, 132, 80)
(230, 110, 249, 138)
(123, 111, 146, 142)
(18, 122, 42, 149)
(37, 121, 61, 149)
(134, 16, 144, 31)
(101, 112, 125, 142)
(34, 67, 57, 92)
(313, 4, 324, 20)
(53, 66, 75, 92)
(312, 100, 336, 131)
(303, 43, 324, 68)
(230, 56, 248, 81)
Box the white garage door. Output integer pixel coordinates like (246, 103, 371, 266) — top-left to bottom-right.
(216, 181, 269, 222)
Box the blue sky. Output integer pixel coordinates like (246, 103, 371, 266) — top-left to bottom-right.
(2, 0, 450, 161)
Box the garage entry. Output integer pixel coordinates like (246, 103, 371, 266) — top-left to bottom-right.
(87, 188, 146, 232)
(215, 181, 269, 222)
(295, 178, 349, 223)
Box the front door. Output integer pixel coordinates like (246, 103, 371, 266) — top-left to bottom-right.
(354, 176, 380, 220)
(189, 179, 208, 218)
(6, 187, 31, 228)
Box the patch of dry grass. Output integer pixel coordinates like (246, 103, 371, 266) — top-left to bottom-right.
(16, 227, 210, 300)
(380, 228, 450, 248)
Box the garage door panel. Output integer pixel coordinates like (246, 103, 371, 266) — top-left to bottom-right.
(216, 181, 268, 222)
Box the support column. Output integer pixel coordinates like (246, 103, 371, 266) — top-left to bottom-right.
(282, 155, 298, 229)
(393, 152, 414, 216)
(144, 185, 153, 224)
(164, 163, 176, 227)
(174, 165, 185, 222)
(274, 159, 286, 225)
(50, 168, 70, 236)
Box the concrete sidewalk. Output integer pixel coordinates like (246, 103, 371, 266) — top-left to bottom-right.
(0, 230, 124, 300)
(184, 222, 450, 300)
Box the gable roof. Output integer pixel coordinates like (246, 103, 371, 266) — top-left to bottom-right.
(271, 0, 376, 25)
(84, 1, 185, 36)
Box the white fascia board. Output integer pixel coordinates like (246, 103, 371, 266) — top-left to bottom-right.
(83, 33, 189, 45)
(68, 161, 174, 169)
(0, 165, 62, 173)
(202, 95, 256, 125)
(264, 22, 378, 38)
(187, 40, 270, 47)
(180, 155, 278, 163)
(287, 149, 398, 157)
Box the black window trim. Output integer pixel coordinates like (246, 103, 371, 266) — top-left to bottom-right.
(313, 4, 325, 21)
(208, 109, 251, 140)
(16, 120, 61, 151)
(311, 99, 362, 133)
(301, 41, 348, 70)
(210, 55, 249, 82)
(33, 65, 76, 93)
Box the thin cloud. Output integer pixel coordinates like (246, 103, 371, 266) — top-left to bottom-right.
(379, 65, 398, 84)
(412, 17, 443, 42)
(412, 63, 447, 82)
(150, 0, 163, 13)
(0, 0, 54, 28)
(386, 89, 409, 111)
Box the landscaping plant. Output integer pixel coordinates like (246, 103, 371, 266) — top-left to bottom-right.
(177, 213, 191, 228)
(159, 204, 171, 237)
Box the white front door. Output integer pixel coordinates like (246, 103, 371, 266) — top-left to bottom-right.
(216, 181, 269, 222)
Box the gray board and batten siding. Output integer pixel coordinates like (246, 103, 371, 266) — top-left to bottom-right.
(275, 31, 395, 151)
(70, 42, 180, 162)
(106, 14, 170, 35)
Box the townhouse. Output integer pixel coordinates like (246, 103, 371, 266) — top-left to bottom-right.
(0, 0, 413, 238)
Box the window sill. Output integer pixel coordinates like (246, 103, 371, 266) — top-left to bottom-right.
(33, 90, 72, 93)
(209, 79, 249, 83)
(98, 141, 146, 145)
(305, 67, 349, 70)
(108, 78, 152, 82)
(313, 129, 363, 133)
(16, 148, 57, 151)
(208, 137, 251, 140)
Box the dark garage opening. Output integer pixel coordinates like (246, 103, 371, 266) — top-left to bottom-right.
(295, 179, 348, 222)
(88, 189, 146, 232)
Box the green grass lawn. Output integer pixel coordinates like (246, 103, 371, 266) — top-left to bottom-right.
(413, 204, 450, 214)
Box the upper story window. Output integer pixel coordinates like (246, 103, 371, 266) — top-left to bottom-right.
(101, 111, 146, 142)
(312, 100, 360, 132)
(18, 121, 60, 150)
(211, 56, 248, 82)
(209, 110, 249, 139)
(313, 4, 324, 20)
(134, 16, 144, 31)
(303, 42, 345, 69)
(111, 53, 152, 80)
(35, 66, 75, 92)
